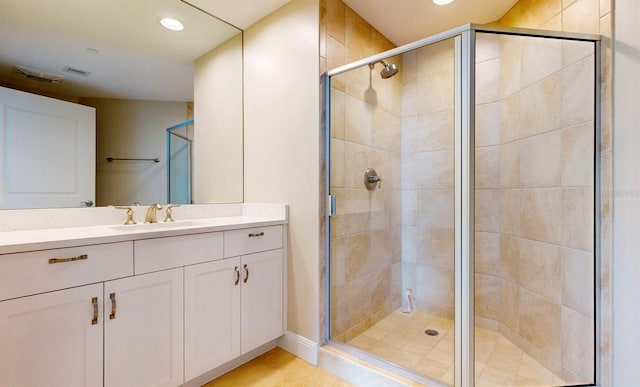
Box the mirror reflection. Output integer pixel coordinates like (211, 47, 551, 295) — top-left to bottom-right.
(0, 0, 243, 209)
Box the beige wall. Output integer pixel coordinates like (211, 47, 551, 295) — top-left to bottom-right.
(85, 98, 189, 206)
(243, 0, 321, 342)
(194, 34, 243, 203)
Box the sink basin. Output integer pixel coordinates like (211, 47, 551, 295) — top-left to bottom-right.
(110, 220, 207, 232)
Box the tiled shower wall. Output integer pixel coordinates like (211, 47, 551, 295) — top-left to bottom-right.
(322, 0, 403, 342)
(474, 33, 596, 383)
(495, 0, 612, 384)
(400, 40, 456, 319)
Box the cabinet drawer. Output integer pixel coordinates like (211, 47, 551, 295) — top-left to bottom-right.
(0, 242, 133, 301)
(224, 225, 283, 257)
(135, 232, 223, 274)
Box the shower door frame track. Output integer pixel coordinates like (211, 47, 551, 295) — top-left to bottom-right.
(323, 23, 602, 387)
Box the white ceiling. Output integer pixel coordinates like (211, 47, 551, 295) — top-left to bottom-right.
(184, 0, 292, 30)
(0, 0, 241, 101)
(343, 0, 520, 45)
(0, 0, 520, 101)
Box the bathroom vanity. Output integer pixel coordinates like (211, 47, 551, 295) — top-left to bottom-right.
(0, 204, 287, 387)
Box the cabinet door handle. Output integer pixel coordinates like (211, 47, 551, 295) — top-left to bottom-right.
(243, 264, 249, 283)
(49, 254, 88, 264)
(109, 293, 116, 320)
(248, 232, 264, 237)
(91, 297, 98, 325)
(234, 266, 240, 286)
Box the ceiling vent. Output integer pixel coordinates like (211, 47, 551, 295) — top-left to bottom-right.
(13, 65, 64, 84)
(63, 66, 90, 77)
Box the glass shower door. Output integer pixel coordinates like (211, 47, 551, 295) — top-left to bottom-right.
(166, 119, 193, 204)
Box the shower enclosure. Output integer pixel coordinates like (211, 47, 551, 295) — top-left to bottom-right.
(166, 119, 193, 204)
(324, 24, 600, 387)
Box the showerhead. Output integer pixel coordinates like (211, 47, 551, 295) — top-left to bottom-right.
(368, 60, 398, 79)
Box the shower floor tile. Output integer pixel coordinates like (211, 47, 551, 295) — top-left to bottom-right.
(346, 309, 567, 387)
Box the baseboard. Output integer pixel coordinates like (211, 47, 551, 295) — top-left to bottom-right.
(278, 331, 319, 366)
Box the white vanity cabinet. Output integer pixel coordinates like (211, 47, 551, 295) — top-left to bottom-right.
(104, 268, 183, 387)
(0, 220, 286, 387)
(0, 283, 104, 387)
(183, 247, 284, 380)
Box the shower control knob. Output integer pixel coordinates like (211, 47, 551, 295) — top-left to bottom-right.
(364, 168, 382, 190)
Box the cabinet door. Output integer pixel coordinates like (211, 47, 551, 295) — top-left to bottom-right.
(184, 257, 241, 380)
(0, 284, 103, 387)
(104, 268, 183, 387)
(241, 249, 284, 353)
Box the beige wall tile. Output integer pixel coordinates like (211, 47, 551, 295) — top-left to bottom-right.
(476, 59, 501, 104)
(500, 142, 520, 188)
(520, 188, 562, 245)
(402, 80, 418, 118)
(417, 72, 454, 115)
(372, 108, 401, 152)
(344, 7, 371, 57)
(519, 239, 561, 302)
(561, 306, 595, 382)
(401, 153, 417, 190)
(476, 189, 501, 233)
(498, 36, 523, 99)
(521, 0, 562, 26)
(327, 34, 346, 70)
(562, 39, 593, 68)
(562, 248, 595, 318)
(344, 232, 371, 281)
(520, 37, 562, 88)
(476, 34, 501, 62)
(520, 74, 563, 138)
(500, 189, 521, 236)
(344, 94, 373, 145)
(561, 56, 595, 127)
(402, 227, 417, 263)
(418, 227, 454, 269)
(415, 265, 454, 314)
(476, 102, 502, 147)
(562, 187, 594, 251)
(417, 150, 454, 189)
(417, 111, 455, 151)
(500, 94, 522, 143)
(519, 288, 561, 361)
(563, 0, 599, 34)
(417, 190, 454, 228)
(476, 146, 501, 189)
(332, 236, 346, 286)
(476, 232, 501, 276)
(500, 235, 520, 282)
(561, 121, 594, 187)
(344, 141, 370, 188)
(331, 88, 346, 140)
(331, 138, 345, 188)
(476, 274, 501, 320)
(326, 0, 345, 43)
(401, 50, 417, 85)
(402, 190, 417, 226)
(500, 280, 520, 331)
(519, 130, 562, 187)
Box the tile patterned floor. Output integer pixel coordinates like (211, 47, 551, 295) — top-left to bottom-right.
(203, 347, 354, 387)
(346, 310, 567, 387)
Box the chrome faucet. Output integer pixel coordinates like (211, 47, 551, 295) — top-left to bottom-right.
(144, 203, 163, 223)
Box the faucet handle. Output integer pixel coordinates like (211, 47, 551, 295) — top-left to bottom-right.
(164, 204, 181, 222)
(114, 206, 137, 225)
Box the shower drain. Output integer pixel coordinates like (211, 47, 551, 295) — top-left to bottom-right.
(424, 329, 439, 336)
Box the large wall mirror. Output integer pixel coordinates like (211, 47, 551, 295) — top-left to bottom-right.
(0, 0, 243, 209)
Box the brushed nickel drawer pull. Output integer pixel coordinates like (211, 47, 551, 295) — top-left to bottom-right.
(234, 266, 240, 286)
(109, 293, 117, 320)
(243, 264, 249, 283)
(248, 232, 264, 237)
(49, 254, 88, 264)
(91, 297, 98, 325)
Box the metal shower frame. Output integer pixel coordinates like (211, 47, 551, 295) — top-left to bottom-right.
(322, 23, 602, 387)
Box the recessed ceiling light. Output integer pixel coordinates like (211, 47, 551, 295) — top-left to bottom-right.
(433, 0, 454, 4)
(160, 17, 184, 31)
